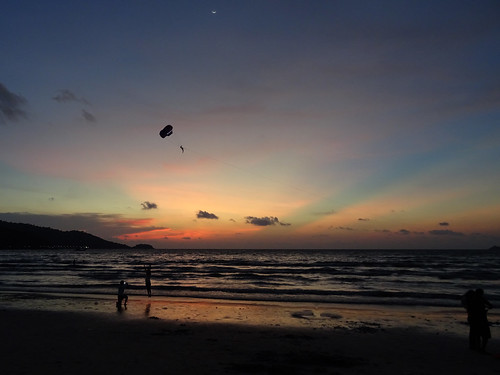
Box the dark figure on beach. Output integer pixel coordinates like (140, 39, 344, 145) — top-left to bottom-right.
(462, 290, 476, 348)
(144, 265, 152, 297)
(117, 280, 128, 308)
(462, 288, 493, 352)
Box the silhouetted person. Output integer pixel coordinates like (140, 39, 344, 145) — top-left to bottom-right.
(144, 264, 152, 297)
(117, 280, 128, 308)
(463, 288, 493, 352)
(462, 289, 477, 349)
(473, 289, 493, 352)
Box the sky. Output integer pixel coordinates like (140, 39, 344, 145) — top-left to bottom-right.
(1, 0, 499, 249)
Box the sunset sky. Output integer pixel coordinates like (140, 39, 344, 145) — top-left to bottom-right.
(1, 0, 499, 249)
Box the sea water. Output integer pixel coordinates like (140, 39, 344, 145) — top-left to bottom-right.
(0, 249, 499, 307)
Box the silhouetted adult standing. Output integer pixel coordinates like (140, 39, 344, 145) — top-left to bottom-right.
(462, 289, 477, 349)
(144, 264, 152, 297)
(473, 289, 493, 352)
(463, 288, 493, 352)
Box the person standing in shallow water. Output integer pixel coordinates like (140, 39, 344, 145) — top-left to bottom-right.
(144, 264, 152, 297)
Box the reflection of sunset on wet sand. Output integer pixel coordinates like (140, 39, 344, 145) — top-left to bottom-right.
(2, 295, 499, 374)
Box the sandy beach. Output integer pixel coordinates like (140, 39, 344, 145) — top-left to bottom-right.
(1, 293, 499, 374)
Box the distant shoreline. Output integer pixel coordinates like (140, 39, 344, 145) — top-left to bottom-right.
(0, 220, 154, 250)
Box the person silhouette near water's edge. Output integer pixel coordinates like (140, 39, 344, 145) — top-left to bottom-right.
(462, 288, 493, 353)
(117, 280, 128, 310)
(144, 265, 152, 297)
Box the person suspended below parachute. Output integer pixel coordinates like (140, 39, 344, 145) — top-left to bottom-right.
(159, 124, 184, 153)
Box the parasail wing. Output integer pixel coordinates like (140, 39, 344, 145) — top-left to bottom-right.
(159, 124, 173, 138)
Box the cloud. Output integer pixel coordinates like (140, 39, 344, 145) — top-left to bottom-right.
(197, 210, 219, 220)
(429, 229, 464, 236)
(314, 209, 336, 216)
(0, 83, 28, 124)
(82, 109, 96, 122)
(358, 218, 370, 221)
(141, 201, 158, 210)
(245, 216, 291, 226)
(375, 229, 424, 236)
(336, 226, 354, 231)
(439, 222, 449, 226)
(52, 89, 89, 104)
(53, 90, 95, 122)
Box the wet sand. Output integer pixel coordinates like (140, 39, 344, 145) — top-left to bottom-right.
(1, 293, 499, 374)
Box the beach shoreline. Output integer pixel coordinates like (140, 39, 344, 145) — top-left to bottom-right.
(1, 293, 499, 374)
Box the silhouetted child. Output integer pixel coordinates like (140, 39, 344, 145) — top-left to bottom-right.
(117, 280, 128, 308)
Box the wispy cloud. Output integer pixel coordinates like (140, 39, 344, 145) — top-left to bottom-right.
(375, 229, 391, 233)
(314, 209, 336, 216)
(53, 89, 95, 122)
(82, 109, 96, 123)
(374, 229, 425, 236)
(429, 229, 464, 236)
(0, 83, 27, 124)
(52, 89, 89, 104)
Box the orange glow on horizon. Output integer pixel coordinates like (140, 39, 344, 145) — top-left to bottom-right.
(115, 224, 263, 242)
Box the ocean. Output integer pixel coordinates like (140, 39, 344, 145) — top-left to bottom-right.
(0, 248, 499, 307)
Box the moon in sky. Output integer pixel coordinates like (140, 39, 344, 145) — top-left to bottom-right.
(211, 10, 217, 14)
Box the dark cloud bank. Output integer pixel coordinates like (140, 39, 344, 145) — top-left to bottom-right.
(141, 201, 158, 210)
(0, 83, 27, 124)
(197, 210, 219, 220)
(245, 216, 291, 227)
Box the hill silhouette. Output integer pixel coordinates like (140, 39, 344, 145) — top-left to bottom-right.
(0, 220, 131, 249)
